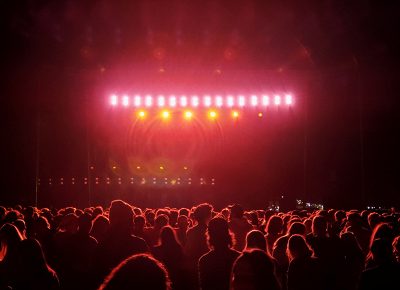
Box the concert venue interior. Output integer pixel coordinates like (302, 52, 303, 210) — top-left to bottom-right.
(2, 2, 400, 290)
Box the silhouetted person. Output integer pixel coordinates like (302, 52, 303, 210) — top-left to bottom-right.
(198, 217, 240, 290)
(175, 215, 189, 247)
(265, 215, 283, 254)
(245, 230, 267, 252)
(152, 226, 185, 290)
(145, 214, 169, 247)
(229, 204, 252, 251)
(231, 249, 280, 290)
(344, 212, 370, 254)
(393, 235, 400, 263)
(359, 238, 400, 290)
(94, 200, 148, 287)
(340, 232, 364, 290)
(99, 254, 171, 290)
(133, 215, 146, 239)
(0, 223, 24, 289)
(287, 234, 323, 290)
(17, 238, 60, 290)
(365, 223, 394, 269)
(90, 215, 110, 244)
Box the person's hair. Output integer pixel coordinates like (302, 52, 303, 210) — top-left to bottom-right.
(230, 204, 244, 219)
(78, 213, 93, 234)
(367, 212, 381, 230)
(288, 222, 306, 236)
(312, 216, 327, 236)
(287, 234, 312, 261)
(18, 238, 56, 274)
(393, 235, 400, 262)
(158, 226, 181, 248)
(134, 215, 146, 228)
(193, 203, 213, 223)
(266, 215, 283, 235)
(0, 223, 24, 261)
(370, 238, 394, 265)
(369, 223, 394, 249)
(109, 200, 133, 230)
(99, 254, 171, 290)
(231, 249, 280, 290)
(155, 214, 169, 229)
(90, 215, 110, 238)
(207, 217, 233, 250)
(245, 230, 267, 251)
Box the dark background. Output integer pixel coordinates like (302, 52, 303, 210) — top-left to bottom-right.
(1, 0, 400, 209)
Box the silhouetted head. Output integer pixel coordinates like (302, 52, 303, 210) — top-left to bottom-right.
(370, 238, 393, 265)
(0, 223, 24, 261)
(207, 217, 233, 250)
(177, 215, 189, 230)
(78, 213, 92, 235)
(59, 213, 79, 234)
(287, 234, 312, 261)
(230, 204, 244, 219)
(368, 212, 381, 230)
(18, 238, 52, 273)
(193, 203, 213, 224)
(347, 212, 362, 228)
(134, 215, 145, 230)
(369, 223, 394, 248)
(109, 200, 133, 230)
(231, 249, 279, 290)
(155, 214, 169, 229)
(266, 215, 283, 235)
(90, 215, 110, 240)
(159, 226, 179, 247)
(245, 230, 267, 252)
(312, 216, 327, 237)
(288, 222, 306, 236)
(99, 254, 170, 290)
(340, 231, 363, 255)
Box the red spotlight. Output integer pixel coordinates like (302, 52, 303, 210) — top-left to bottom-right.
(137, 110, 146, 119)
(232, 111, 239, 119)
(208, 110, 217, 119)
(161, 110, 170, 120)
(258, 112, 263, 118)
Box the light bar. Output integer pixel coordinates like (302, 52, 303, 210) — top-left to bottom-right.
(109, 94, 294, 108)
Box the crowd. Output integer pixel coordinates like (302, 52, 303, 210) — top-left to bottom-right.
(0, 200, 399, 290)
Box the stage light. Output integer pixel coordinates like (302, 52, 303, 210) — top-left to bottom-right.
(262, 95, 269, 106)
(251, 95, 258, 106)
(258, 112, 263, 117)
(110, 94, 118, 106)
(232, 111, 239, 118)
(274, 95, 281, 106)
(184, 110, 193, 120)
(285, 94, 293, 105)
(159, 165, 164, 170)
(191, 96, 199, 107)
(180, 96, 188, 107)
(227, 95, 234, 107)
(208, 110, 217, 119)
(215, 96, 223, 107)
(112, 166, 117, 170)
(204, 95, 212, 107)
(161, 110, 170, 119)
(169, 95, 177, 107)
(136, 166, 141, 170)
(238, 95, 245, 107)
(134, 95, 141, 107)
(145, 95, 153, 107)
(137, 110, 146, 119)
(157, 95, 165, 107)
(183, 166, 188, 170)
(122, 95, 129, 107)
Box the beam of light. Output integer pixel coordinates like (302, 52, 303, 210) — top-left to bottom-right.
(258, 112, 263, 117)
(180, 95, 188, 107)
(208, 110, 217, 119)
(274, 95, 281, 106)
(161, 110, 170, 120)
(110, 94, 118, 106)
(184, 110, 193, 120)
(157, 95, 165, 107)
(238, 95, 245, 107)
(227, 95, 234, 107)
(169, 95, 177, 107)
(191, 95, 199, 107)
(285, 94, 293, 105)
(203, 95, 212, 107)
(134, 95, 141, 107)
(262, 95, 269, 106)
(122, 95, 129, 107)
(145, 95, 153, 107)
(250, 95, 258, 106)
(215, 95, 223, 107)
(232, 110, 239, 119)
